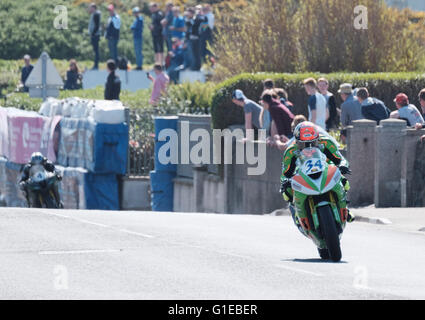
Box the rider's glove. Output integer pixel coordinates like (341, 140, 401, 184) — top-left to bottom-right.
(19, 181, 26, 191)
(339, 165, 351, 175)
(280, 179, 292, 194)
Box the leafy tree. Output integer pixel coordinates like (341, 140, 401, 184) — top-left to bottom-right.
(213, 0, 425, 79)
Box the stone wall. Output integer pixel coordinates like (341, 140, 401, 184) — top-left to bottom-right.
(347, 119, 425, 208)
(173, 140, 286, 215)
(173, 118, 425, 214)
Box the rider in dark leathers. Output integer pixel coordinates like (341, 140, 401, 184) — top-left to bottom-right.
(19, 152, 62, 208)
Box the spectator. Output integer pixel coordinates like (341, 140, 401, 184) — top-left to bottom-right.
(231, 89, 264, 136)
(390, 93, 424, 127)
(303, 78, 329, 130)
(274, 88, 294, 114)
(418, 89, 425, 119)
(318, 77, 339, 130)
(186, 7, 207, 71)
(263, 79, 274, 91)
(260, 90, 294, 139)
(162, 2, 174, 52)
(131, 7, 144, 70)
(148, 64, 170, 105)
(339, 83, 363, 127)
(149, 2, 165, 65)
(167, 38, 185, 84)
(88, 3, 101, 70)
(202, 3, 215, 63)
(170, 6, 185, 40)
(104, 59, 121, 100)
(200, 5, 213, 63)
(291, 115, 308, 132)
(64, 59, 82, 90)
(415, 89, 425, 130)
(21, 55, 34, 92)
(183, 10, 194, 70)
(105, 4, 121, 63)
(357, 88, 390, 124)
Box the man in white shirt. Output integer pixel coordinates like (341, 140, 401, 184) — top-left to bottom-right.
(303, 78, 329, 130)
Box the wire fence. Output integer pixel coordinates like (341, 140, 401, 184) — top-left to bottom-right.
(126, 108, 156, 177)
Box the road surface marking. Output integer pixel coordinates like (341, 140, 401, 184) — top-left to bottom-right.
(39, 249, 122, 255)
(118, 229, 155, 238)
(39, 210, 155, 238)
(274, 264, 324, 277)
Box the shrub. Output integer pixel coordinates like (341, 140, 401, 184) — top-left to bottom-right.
(157, 81, 216, 115)
(213, 0, 425, 80)
(210, 72, 425, 129)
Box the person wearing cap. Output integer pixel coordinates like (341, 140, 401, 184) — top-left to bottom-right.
(88, 3, 101, 70)
(339, 83, 363, 127)
(232, 89, 269, 138)
(105, 4, 121, 63)
(21, 55, 34, 92)
(390, 93, 424, 127)
(149, 2, 165, 65)
(357, 88, 390, 124)
(131, 7, 144, 70)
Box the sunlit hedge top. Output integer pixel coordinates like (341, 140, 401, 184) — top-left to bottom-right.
(210, 72, 425, 129)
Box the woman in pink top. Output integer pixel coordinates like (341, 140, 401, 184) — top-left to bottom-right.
(148, 64, 170, 105)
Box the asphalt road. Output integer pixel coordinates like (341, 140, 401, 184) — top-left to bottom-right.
(0, 207, 424, 300)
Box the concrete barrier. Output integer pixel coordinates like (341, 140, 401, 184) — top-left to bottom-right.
(374, 119, 407, 208)
(120, 176, 151, 210)
(402, 129, 425, 207)
(82, 70, 151, 91)
(346, 120, 376, 207)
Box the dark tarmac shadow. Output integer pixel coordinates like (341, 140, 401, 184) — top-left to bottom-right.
(281, 258, 348, 264)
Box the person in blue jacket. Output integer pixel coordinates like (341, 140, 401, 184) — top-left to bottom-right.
(131, 7, 144, 70)
(167, 38, 185, 84)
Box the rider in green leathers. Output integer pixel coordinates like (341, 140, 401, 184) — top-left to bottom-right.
(280, 122, 354, 223)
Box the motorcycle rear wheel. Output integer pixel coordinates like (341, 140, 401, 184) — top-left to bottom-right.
(317, 205, 342, 262)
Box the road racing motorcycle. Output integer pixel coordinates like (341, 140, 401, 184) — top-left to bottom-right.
(24, 164, 62, 209)
(290, 147, 349, 262)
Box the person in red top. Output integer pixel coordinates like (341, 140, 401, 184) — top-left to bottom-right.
(260, 90, 294, 151)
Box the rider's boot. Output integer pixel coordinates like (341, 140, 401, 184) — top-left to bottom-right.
(341, 178, 355, 223)
(52, 184, 63, 208)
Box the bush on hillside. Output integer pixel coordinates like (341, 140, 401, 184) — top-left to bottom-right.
(213, 0, 425, 80)
(210, 72, 425, 129)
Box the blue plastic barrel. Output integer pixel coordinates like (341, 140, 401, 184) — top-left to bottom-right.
(150, 170, 175, 212)
(154, 116, 178, 173)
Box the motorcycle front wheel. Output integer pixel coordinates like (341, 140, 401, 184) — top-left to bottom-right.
(317, 205, 342, 262)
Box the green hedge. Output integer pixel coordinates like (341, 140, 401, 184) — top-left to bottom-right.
(210, 72, 425, 129)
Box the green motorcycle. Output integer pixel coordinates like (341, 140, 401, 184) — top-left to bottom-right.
(290, 147, 349, 262)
